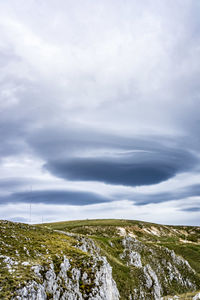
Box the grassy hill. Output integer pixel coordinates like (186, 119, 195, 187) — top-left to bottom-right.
(1, 219, 200, 299)
(41, 219, 200, 299)
(43, 219, 200, 274)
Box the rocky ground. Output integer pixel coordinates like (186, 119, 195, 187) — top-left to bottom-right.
(0, 219, 200, 299)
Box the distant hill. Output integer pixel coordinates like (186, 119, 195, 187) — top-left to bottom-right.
(0, 219, 200, 299)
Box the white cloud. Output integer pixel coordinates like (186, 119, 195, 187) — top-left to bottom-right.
(2, 198, 200, 226)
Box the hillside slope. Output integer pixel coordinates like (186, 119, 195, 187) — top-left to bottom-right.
(1, 219, 200, 299)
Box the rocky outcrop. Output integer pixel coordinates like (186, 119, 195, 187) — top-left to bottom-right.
(193, 292, 200, 300)
(13, 237, 119, 300)
(120, 236, 198, 300)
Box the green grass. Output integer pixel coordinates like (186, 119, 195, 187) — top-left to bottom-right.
(1, 219, 200, 299)
(0, 220, 100, 299)
(40, 219, 200, 299)
(161, 243, 200, 274)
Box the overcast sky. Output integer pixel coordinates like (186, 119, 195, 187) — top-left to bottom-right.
(1, 0, 200, 225)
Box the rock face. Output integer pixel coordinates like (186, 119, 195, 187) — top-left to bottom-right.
(193, 292, 200, 300)
(120, 236, 198, 300)
(13, 237, 119, 300)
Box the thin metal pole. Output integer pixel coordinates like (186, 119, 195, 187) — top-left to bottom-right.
(30, 186, 32, 224)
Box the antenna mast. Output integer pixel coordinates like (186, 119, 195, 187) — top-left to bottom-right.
(30, 186, 32, 224)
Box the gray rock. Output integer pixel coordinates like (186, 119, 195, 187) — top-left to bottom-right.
(13, 239, 119, 300)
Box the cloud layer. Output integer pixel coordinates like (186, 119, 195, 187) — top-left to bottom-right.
(0, 0, 200, 224)
(45, 147, 197, 187)
(0, 190, 110, 206)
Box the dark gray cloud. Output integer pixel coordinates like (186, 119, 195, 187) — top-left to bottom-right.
(44, 147, 197, 187)
(181, 207, 200, 212)
(121, 184, 200, 206)
(0, 190, 110, 205)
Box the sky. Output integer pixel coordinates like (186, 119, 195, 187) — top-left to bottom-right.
(0, 0, 200, 225)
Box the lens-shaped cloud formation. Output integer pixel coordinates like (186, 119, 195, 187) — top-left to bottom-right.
(121, 184, 200, 206)
(45, 148, 197, 187)
(0, 190, 110, 206)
